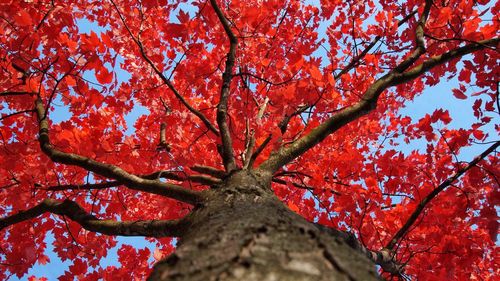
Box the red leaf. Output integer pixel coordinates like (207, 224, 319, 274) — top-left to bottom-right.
(375, 12, 385, 24)
(365, 177, 377, 188)
(37, 255, 50, 265)
(101, 32, 113, 48)
(89, 31, 100, 47)
(65, 76, 76, 87)
(310, 65, 322, 81)
(452, 88, 467, 99)
(288, 202, 300, 213)
(96, 67, 113, 84)
(458, 69, 471, 83)
(431, 109, 452, 124)
(436, 7, 452, 23)
(472, 129, 484, 140)
(14, 10, 33, 26)
(177, 10, 189, 23)
(68, 259, 87, 276)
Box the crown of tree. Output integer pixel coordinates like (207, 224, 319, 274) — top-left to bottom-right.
(0, 0, 498, 280)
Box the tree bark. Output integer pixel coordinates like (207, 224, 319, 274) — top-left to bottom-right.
(148, 170, 381, 281)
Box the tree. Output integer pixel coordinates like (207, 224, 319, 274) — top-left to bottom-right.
(0, 0, 498, 279)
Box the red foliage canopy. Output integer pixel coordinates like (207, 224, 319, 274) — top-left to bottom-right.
(0, 0, 498, 279)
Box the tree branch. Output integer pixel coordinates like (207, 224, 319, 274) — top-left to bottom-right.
(272, 177, 341, 195)
(43, 170, 221, 191)
(391, 38, 498, 85)
(316, 224, 403, 275)
(0, 91, 32, 97)
(248, 104, 309, 169)
(109, 0, 219, 136)
(34, 98, 204, 205)
(0, 199, 187, 237)
(157, 123, 171, 151)
(392, 0, 432, 73)
(0, 109, 34, 121)
(190, 165, 226, 179)
(210, 0, 238, 172)
(243, 97, 269, 169)
(44, 181, 121, 191)
(235, 72, 296, 86)
(242, 126, 256, 170)
(188, 174, 222, 185)
(257, 37, 499, 174)
(334, 9, 418, 79)
(249, 135, 272, 168)
(385, 140, 500, 250)
(142, 170, 186, 181)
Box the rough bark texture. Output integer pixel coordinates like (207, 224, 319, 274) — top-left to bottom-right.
(148, 171, 380, 281)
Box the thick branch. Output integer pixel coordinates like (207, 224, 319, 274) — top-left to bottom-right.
(157, 123, 171, 151)
(109, 0, 219, 136)
(188, 174, 222, 185)
(392, 0, 432, 73)
(316, 224, 402, 275)
(190, 165, 226, 178)
(272, 177, 341, 195)
(242, 129, 256, 170)
(0, 199, 186, 237)
(44, 170, 220, 191)
(257, 38, 499, 174)
(391, 38, 498, 85)
(385, 140, 500, 250)
(142, 170, 186, 181)
(210, 0, 238, 172)
(243, 97, 269, 169)
(34, 99, 203, 205)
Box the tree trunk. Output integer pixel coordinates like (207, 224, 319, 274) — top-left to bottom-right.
(148, 170, 380, 281)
